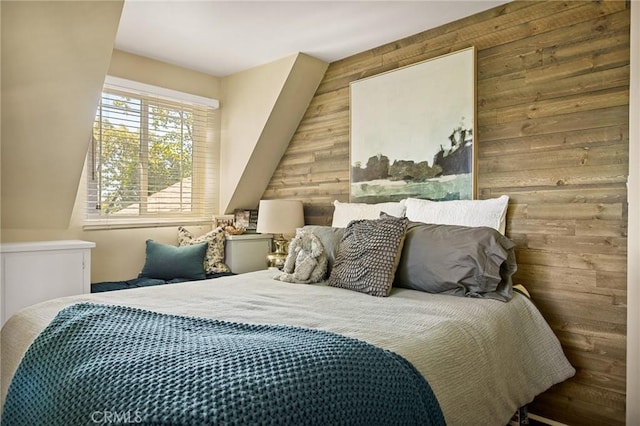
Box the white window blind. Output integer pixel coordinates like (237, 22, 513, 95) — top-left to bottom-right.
(86, 78, 219, 226)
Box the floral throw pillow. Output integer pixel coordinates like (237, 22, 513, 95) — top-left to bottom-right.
(177, 226, 231, 274)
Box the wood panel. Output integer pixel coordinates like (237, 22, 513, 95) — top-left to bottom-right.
(263, 1, 630, 424)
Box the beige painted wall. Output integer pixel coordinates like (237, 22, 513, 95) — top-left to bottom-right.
(220, 54, 297, 212)
(220, 53, 328, 213)
(1, 0, 123, 230)
(1, 29, 224, 282)
(108, 50, 221, 100)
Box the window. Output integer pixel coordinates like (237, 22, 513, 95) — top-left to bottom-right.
(86, 78, 219, 226)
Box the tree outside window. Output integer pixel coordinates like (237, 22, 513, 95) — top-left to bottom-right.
(88, 88, 211, 219)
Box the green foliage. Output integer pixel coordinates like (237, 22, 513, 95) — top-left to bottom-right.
(147, 106, 193, 195)
(92, 94, 194, 215)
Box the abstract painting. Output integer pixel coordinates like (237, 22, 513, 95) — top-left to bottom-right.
(349, 47, 476, 203)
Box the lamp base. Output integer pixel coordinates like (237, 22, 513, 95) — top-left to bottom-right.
(267, 252, 287, 270)
(266, 234, 289, 270)
(273, 237, 288, 256)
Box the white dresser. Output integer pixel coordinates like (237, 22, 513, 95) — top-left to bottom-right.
(224, 234, 272, 274)
(1, 240, 96, 325)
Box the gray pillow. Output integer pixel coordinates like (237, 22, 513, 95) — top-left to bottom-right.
(328, 216, 408, 297)
(302, 225, 345, 278)
(394, 222, 516, 301)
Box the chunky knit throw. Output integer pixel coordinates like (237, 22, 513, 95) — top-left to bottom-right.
(2, 303, 444, 426)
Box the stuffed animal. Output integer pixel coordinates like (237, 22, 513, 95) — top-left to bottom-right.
(274, 229, 328, 284)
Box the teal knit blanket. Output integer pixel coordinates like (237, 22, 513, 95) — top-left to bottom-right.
(2, 303, 445, 426)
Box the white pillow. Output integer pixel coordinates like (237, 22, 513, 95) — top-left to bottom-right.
(331, 200, 406, 228)
(404, 195, 509, 234)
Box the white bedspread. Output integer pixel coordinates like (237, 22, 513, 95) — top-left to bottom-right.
(1, 270, 574, 425)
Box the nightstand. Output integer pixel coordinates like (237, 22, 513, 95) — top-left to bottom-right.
(224, 234, 273, 274)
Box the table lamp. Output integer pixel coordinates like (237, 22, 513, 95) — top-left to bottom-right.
(256, 199, 305, 269)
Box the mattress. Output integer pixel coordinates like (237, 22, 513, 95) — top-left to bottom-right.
(1, 269, 575, 425)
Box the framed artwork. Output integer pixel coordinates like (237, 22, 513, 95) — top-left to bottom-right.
(349, 46, 476, 203)
(213, 215, 234, 228)
(233, 209, 258, 231)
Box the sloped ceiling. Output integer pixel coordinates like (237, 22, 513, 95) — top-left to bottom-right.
(220, 53, 328, 213)
(1, 1, 124, 229)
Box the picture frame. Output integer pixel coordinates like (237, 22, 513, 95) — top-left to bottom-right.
(233, 209, 258, 231)
(213, 215, 234, 228)
(349, 46, 477, 203)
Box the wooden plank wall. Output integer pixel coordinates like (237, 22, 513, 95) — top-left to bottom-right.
(263, 1, 630, 424)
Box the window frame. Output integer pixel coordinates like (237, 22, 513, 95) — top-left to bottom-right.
(83, 77, 219, 230)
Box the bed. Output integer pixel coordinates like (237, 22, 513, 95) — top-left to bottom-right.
(0, 197, 576, 425)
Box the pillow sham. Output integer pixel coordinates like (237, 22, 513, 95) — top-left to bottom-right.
(140, 240, 208, 281)
(403, 195, 509, 234)
(177, 226, 231, 273)
(302, 225, 345, 278)
(394, 222, 517, 302)
(328, 215, 408, 297)
(331, 200, 406, 228)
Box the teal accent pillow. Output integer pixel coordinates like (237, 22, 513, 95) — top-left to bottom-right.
(140, 240, 208, 280)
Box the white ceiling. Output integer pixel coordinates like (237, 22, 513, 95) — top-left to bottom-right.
(115, 0, 508, 77)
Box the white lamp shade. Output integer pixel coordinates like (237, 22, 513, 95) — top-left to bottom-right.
(256, 200, 305, 235)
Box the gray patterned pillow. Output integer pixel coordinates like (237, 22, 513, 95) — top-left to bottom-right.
(328, 216, 408, 297)
(177, 226, 231, 274)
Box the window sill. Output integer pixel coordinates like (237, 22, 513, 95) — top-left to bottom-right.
(82, 217, 213, 231)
